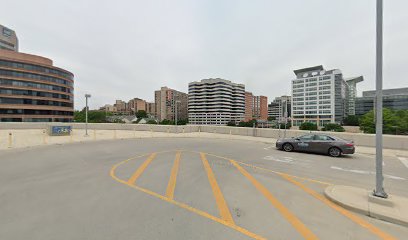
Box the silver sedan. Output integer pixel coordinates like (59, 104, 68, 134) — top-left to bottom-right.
(275, 134, 355, 157)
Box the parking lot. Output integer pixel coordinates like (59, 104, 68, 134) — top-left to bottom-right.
(1, 138, 408, 239)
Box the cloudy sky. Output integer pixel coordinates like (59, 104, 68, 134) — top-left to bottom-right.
(2, 0, 408, 110)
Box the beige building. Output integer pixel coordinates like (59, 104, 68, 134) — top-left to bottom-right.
(146, 102, 156, 117)
(127, 98, 146, 114)
(0, 24, 18, 51)
(155, 87, 188, 122)
(113, 100, 128, 113)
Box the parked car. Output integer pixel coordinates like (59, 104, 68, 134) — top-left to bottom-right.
(275, 134, 355, 157)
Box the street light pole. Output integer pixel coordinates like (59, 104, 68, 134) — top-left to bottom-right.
(373, 0, 387, 198)
(284, 99, 287, 138)
(85, 94, 91, 136)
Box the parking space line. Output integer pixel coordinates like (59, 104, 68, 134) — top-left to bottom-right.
(200, 152, 235, 225)
(166, 151, 181, 199)
(127, 152, 157, 185)
(230, 159, 319, 240)
(280, 174, 397, 240)
(111, 151, 265, 240)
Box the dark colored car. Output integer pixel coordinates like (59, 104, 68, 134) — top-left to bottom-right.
(275, 134, 355, 157)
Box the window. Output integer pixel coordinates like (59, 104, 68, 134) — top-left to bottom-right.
(314, 135, 334, 141)
(298, 135, 315, 141)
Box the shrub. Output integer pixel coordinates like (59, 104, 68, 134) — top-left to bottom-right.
(322, 123, 345, 132)
(299, 122, 318, 131)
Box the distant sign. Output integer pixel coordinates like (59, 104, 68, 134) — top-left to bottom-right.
(48, 126, 71, 136)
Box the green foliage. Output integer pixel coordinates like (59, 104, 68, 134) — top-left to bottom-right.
(299, 122, 318, 131)
(238, 119, 257, 127)
(227, 121, 236, 126)
(146, 119, 157, 124)
(322, 123, 345, 132)
(278, 122, 292, 129)
(267, 116, 276, 121)
(74, 109, 112, 123)
(160, 119, 174, 125)
(360, 108, 408, 135)
(136, 110, 147, 118)
(176, 119, 188, 125)
(343, 115, 360, 126)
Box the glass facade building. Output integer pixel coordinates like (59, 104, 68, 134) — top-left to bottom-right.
(355, 88, 408, 116)
(0, 49, 74, 122)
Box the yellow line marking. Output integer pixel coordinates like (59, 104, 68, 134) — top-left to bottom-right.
(127, 152, 157, 185)
(280, 174, 397, 240)
(166, 151, 181, 199)
(200, 152, 235, 225)
(230, 159, 319, 240)
(110, 152, 266, 240)
(201, 151, 332, 186)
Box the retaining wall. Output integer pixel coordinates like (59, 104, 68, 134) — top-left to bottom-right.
(0, 123, 407, 150)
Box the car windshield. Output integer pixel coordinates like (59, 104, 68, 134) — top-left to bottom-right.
(298, 135, 315, 141)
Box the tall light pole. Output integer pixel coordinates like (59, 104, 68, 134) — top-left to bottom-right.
(278, 99, 281, 138)
(284, 99, 288, 138)
(85, 94, 91, 136)
(373, 0, 387, 198)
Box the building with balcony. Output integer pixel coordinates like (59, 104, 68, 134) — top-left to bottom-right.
(0, 24, 18, 52)
(155, 86, 188, 122)
(188, 78, 245, 125)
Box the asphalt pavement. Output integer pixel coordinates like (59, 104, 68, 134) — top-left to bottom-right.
(1, 138, 408, 240)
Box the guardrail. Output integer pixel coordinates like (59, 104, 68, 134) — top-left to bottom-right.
(0, 122, 407, 150)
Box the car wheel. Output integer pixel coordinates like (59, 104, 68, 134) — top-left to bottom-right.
(283, 143, 294, 152)
(329, 147, 341, 157)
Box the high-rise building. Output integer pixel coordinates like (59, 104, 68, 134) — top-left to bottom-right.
(253, 95, 268, 121)
(345, 76, 364, 115)
(113, 100, 127, 113)
(268, 95, 291, 122)
(355, 88, 408, 116)
(188, 78, 245, 125)
(291, 65, 363, 127)
(0, 49, 74, 122)
(127, 98, 146, 114)
(145, 102, 156, 117)
(0, 24, 18, 52)
(155, 86, 188, 122)
(244, 92, 253, 121)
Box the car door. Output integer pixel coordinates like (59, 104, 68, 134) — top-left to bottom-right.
(294, 134, 315, 152)
(313, 135, 334, 154)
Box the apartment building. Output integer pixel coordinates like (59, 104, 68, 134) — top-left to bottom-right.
(188, 78, 245, 125)
(244, 92, 253, 121)
(253, 95, 268, 121)
(155, 86, 188, 122)
(146, 102, 156, 117)
(127, 98, 146, 114)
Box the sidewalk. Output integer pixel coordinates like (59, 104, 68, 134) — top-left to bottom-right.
(325, 185, 408, 227)
(1, 129, 408, 157)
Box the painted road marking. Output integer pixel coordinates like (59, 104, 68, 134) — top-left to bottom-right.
(111, 151, 265, 240)
(166, 151, 181, 199)
(398, 157, 408, 169)
(280, 174, 397, 240)
(230, 159, 319, 240)
(127, 152, 157, 185)
(263, 145, 274, 150)
(330, 166, 405, 181)
(201, 152, 235, 225)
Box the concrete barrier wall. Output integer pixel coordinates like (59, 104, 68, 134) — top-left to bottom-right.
(0, 123, 407, 150)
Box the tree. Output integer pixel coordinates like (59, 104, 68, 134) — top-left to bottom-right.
(136, 110, 147, 118)
(360, 108, 408, 135)
(322, 123, 345, 132)
(343, 115, 360, 126)
(267, 116, 276, 121)
(160, 119, 174, 125)
(74, 109, 112, 123)
(299, 122, 318, 131)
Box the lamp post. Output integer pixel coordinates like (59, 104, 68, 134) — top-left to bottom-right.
(284, 99, 288, 138)
(175, 100, 181, 126)
(85, 94, 91, 136)
(373, 0, 387, 198)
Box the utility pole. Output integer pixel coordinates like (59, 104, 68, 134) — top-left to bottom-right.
(278, 99, 281, 138)
(85, 94, 91, 136)
(284, 99, 288, 138)
(373, 0, 387, 198)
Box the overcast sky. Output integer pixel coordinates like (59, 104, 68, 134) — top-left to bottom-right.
(2, 0, 408, 110)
